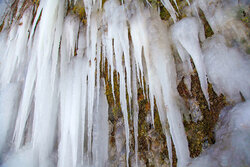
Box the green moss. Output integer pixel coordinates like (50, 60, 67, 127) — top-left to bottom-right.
(170, 0, 189, 20)
(72, 1, 87, 24)
(134, 87, 173, 166)
(246, 47, 250, 54)
(0, 21, 4, 32)
(237, 7, 250, 26)
(154, 99, 177, 166)
(160, 6, 172, 21)
(147, 0, 189, 21)
(198, 8, 214, 38)
(33, 0, 40, 7)
(137, 87, 150, 164)
(178, 71, 227, 157)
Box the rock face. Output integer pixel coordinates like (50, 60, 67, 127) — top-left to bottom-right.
(0, 0, 249, 167)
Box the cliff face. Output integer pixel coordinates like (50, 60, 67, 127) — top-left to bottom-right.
(0, 0, 249, 167)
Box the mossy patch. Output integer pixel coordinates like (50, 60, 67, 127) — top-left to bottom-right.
(72, 0, 87, 24)
(0, 21, 4, 32)
(237, 7, 250, 27)
(178, 72, 227, 157)
(147, 0, 189, 21)
(198, 8, 214, 38)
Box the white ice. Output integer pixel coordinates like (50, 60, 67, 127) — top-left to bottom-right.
(202, 35, 250, 102)
(0, 0, 249, 167)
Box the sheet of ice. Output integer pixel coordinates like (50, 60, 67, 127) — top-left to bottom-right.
(0, 0, 66, 166)
(13, 52, 37, 149)
(1, 147, 37, 167)
(30, 1, 65, 167)
(92, 80, 109, 167)
(202, 35, 250, 102)
(58, 58, 86, 167)
(0, 10, 32, 87)
(0, 0, 8, 22)
(0, 83, 21, 155)
(0, 8, 35, 152)
(58, 14, 90, 167)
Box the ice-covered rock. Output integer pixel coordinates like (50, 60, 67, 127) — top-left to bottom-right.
(189, 100, 250, 167)
(203, 35, 250, 102)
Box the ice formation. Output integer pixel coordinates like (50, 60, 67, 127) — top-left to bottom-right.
(189, 101, 250, 167)
(0, 0, 249, 167)
(202, 35, 250, 102)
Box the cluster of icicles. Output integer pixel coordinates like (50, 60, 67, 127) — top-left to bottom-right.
(0, 0, 249, 167)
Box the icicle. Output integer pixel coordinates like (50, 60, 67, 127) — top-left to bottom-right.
(173, 39, 193, 92)
(0, 10, 32, 87)
(58, 14, 83, 167)
(1, 0, 250, 167)
(13, 54, 37, 149)
(134, 9, 190, 166)
(130, 11, 147, 95)
(0, 83, 21, 154)
(113, 38, 130, 167)
(165, 130, 173, 167)
(6, 10, 36, 150)
(104, 1, 131, 165)
(59, 57, 86, 167)
(96, 38, 102, 112)
(104, 29, 116, 101)
(86, 14, 98, 159)
(130, 7, 152, 122)
(172, 17, 210, 107)
(80, 57, 88, 166)
(30, 1, 65, 166)
(173, 0, 180, 11)
(92, 79, 109, 167)
(160, 0, 178, 22)
(132, 53, 139, 167)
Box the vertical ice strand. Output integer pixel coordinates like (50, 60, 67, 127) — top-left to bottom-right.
(0, 0, 249, 167)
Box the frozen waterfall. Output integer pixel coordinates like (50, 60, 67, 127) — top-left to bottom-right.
(0, 0, 249, 167)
